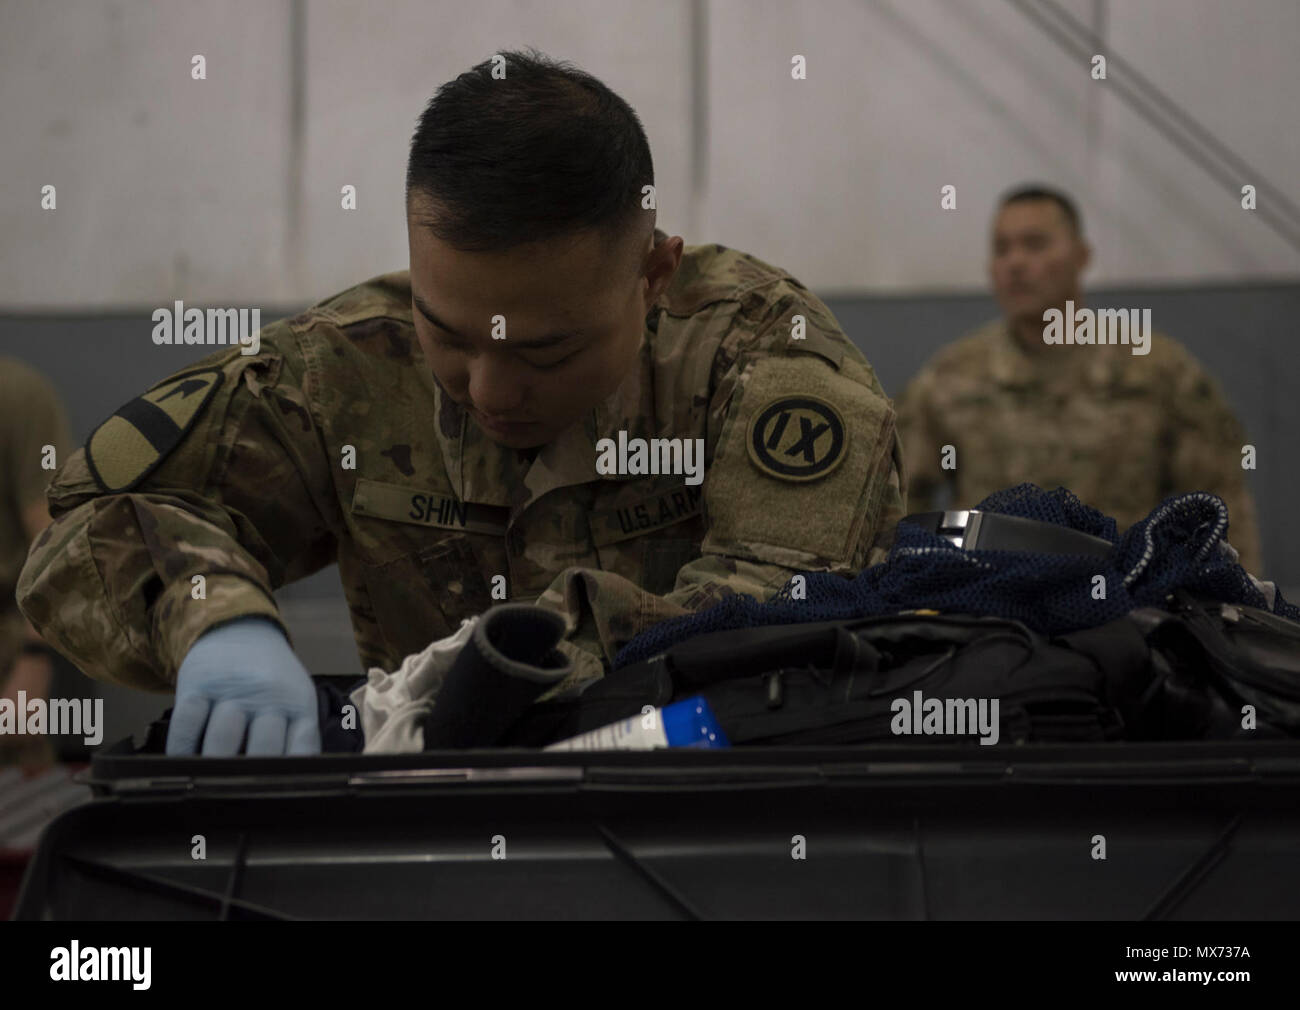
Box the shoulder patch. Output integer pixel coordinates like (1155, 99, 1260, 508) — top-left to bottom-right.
(85, 369, 223, 492)
(747, 394, 847, 481)
(704, 353, 895, 568)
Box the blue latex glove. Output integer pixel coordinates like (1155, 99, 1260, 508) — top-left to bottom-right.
(167, 616, 321, 756)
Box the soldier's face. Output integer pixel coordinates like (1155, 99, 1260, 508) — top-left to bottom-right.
(989, 201, 1088, 323)
(407, 205, 658, 449)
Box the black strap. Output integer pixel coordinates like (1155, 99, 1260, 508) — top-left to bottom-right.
(666, 619, 880, 692)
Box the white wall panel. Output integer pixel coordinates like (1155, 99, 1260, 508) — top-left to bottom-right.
(704, 0, 1299, 291)
(0, 0, 293, 308)
(1, 0, 1295, 307)
(298, 0, 694, 301)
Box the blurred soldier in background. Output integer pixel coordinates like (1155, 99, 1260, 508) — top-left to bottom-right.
(1, 358, 71, 765)
(897, 185, 1263, 574)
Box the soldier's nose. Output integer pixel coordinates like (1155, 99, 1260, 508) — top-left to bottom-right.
(469, 386, 527, 418)
(468, 364, 527, 410)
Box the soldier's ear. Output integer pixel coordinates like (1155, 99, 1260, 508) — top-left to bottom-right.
(1075, 238, 1092, 275)
(642, 235, 683, 307)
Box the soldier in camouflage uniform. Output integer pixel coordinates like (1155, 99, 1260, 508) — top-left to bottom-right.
(17, 51, 905, 754)
(897, 185, 1262, 574)
(1, 358, 71, 765)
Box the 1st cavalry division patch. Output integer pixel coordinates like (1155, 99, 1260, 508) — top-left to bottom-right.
(747, 394, 848, 482)
(85, 369, 224, 492)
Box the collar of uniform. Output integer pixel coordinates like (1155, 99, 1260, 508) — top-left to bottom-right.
(986, 319, 1037, 386)
(421, 354, 520, 508)
(428, 369, 469, 501)
(988, 316, 1113, 389)
(593, 326, 652, 448)
(517, 307, 659, 510)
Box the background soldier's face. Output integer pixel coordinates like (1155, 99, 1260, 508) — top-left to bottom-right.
(407, 203, 652, 449)
(989, 200, 1088, 325)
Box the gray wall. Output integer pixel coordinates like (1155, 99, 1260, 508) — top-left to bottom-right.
(3, 280, 1296, 746)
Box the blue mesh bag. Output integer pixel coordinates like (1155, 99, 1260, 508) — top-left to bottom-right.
(615, 483, 1299, 668)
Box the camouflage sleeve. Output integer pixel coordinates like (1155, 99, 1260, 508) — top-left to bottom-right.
(15, 325, 341, 692)
(537, 289, 905, 682)
(894, 364, 946, 514)
(1162, 339, 1264, 575)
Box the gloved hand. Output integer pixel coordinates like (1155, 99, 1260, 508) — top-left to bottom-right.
(167, 616, 321, 756)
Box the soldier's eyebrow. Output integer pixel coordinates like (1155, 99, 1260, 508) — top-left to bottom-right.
(412, 294, 581, 349)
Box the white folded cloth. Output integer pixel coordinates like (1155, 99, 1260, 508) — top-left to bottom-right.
(350, 616, 478, 754)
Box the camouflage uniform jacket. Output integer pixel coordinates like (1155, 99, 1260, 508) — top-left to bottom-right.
(896, 318, 1262, 573)
(18, 234, 905, 695)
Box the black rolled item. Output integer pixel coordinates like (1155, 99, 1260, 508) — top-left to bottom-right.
(902, 510, 1115, 557)
(421, 603, 574, 749)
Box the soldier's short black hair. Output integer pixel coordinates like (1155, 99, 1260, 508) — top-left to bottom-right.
(998, 185, 1083, 236)
(406, 48, 655, 260)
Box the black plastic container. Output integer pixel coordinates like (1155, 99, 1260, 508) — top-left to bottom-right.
(13, 738, 1300, 920)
